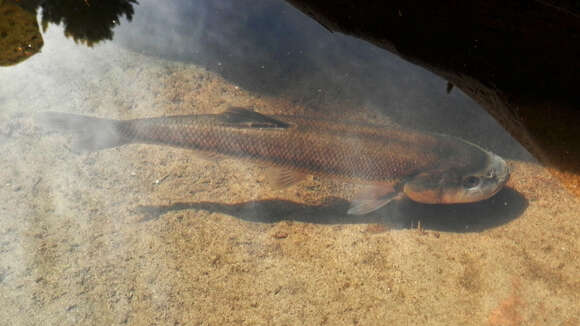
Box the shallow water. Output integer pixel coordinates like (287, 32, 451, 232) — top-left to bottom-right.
(0, 0, 578, 325)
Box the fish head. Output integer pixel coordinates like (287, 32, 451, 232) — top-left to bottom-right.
(402, 152, 510, 204)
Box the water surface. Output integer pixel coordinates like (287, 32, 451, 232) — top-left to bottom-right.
(0, 0, 578, 325)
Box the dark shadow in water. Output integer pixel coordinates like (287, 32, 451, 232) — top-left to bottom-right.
(138, 187, 527, 233)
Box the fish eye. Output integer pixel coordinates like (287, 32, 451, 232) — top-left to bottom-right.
(462, 176, 481, 189)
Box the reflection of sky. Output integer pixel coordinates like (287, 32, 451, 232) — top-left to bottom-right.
(0, 0, 529, 161)
(113, 0, 528, 160)
(114, 0, 436, 101)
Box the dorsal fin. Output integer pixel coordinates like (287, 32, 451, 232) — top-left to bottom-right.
(220, 107, 290, 129)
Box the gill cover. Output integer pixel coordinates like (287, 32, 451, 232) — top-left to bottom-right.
(403, 152, 510, 204)
(403, 170, 463, 204)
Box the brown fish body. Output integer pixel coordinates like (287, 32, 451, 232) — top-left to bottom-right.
(116, 110, 485, 184)
(38, 108, 510, 214)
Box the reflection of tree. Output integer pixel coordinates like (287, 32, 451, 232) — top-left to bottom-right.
(1, 0, 137, 65)
(0, 0, 44, 66)
(39, 0, 137, 46)
(11, 0, 137, 47)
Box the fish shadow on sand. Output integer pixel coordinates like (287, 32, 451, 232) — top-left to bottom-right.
(138, 187, 527, 232)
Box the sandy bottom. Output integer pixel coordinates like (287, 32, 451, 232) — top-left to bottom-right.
(0, 47, 578, 326)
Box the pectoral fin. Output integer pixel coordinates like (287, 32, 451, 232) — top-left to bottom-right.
(348, 184, 403, 215)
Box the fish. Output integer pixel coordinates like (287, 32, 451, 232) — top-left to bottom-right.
(37, 107, 510, 215)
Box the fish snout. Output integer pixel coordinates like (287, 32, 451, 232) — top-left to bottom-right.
(490, 154, 510, 187)
(475, 153, 510, 201)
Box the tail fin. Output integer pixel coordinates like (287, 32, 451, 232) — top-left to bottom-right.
(36, 112, 129, 152)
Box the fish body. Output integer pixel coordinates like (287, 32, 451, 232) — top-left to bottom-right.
(38, 108, 510, 214)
